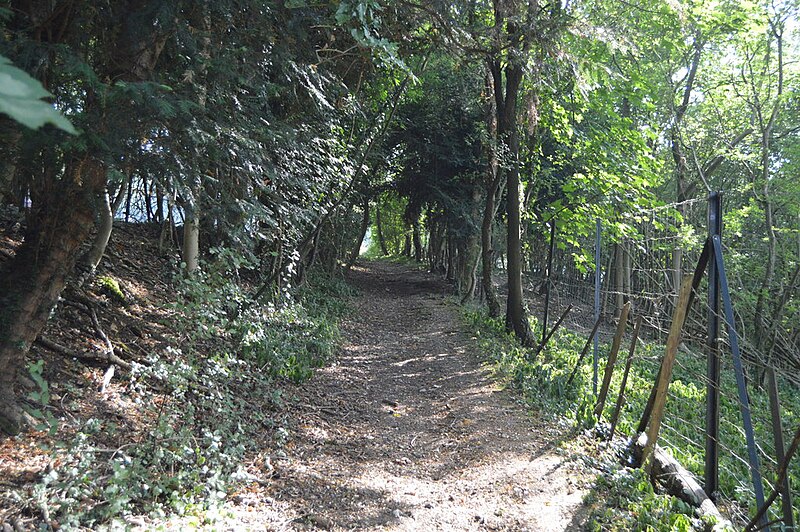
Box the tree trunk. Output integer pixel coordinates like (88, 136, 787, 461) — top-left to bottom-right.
(481, 73, 503, 318)
(346, 197, 370, 270)
(481, 185, 502, 317)
(491, 56, 533, 346)
(124, 176, 133, 223)
(412, 221, 423, 262)
(75, 189, 114, 287)
(0, 127, 23, 207)
(183, 200, 200, 274)
(375, 203, 388, 256)
(458, 188, 482, 304)
(670, 32, 703, 308)
(753, 20, 784, 357)
(614, 242, 625, 319)
(0, 4, 168, 434)
(623, 241, 632, 303)
(143, 176, 153, 222)
(446, 236, 456, 282)
(155, 182, 164, 223)
(0, 158, 106, 435)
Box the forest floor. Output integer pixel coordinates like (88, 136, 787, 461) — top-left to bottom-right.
(213, 260, 597, 531)
(0, 215, 603, 530)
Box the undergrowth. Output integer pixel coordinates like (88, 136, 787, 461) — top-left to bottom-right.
(22, 251, 352, 529)
(461, 308, 744, 531)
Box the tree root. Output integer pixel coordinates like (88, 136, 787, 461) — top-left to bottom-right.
(0, 390, 34, 436)
(35, 336, 130, 370)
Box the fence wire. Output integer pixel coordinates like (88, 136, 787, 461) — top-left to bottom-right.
(529, 197, 799, 527)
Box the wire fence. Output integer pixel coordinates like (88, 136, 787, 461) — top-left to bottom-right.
(529, 193, 799, 528)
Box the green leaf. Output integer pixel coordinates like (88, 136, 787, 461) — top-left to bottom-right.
(0, 55, 76, 134)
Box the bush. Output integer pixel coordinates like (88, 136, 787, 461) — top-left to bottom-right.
(25, 253, 352, 527)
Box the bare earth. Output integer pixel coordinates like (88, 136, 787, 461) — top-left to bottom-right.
(216, 260, 591, 531)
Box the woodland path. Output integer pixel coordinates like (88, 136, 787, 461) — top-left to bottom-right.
(225, 261, 590, 531)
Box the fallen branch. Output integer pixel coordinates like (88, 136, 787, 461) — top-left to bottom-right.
(630, 432, 731, 531)
(566, 315, 602, 386)
(35, 336, 131, 370)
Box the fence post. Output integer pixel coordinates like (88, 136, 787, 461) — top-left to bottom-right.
(542, 220, 556, 346)
(711, 234, 767, 527)
(766, 367, 795, 529)
(642, 274, 694, 469)
(594, 301, 630, 419)
(566, 315, 602, 387)
(610, 314, 643, 439)
(594, 218, 601, 396)
(705, 191, 722, 498)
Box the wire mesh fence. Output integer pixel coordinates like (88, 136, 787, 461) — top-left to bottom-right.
(531, 193, 799, 528)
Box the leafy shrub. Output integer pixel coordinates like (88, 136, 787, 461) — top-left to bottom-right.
(25, 253, 351, 527)
(585, 466, 696, 531)
(30, 351, 273, 527)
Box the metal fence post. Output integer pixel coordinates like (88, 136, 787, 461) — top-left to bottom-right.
(705, 191, 722, 498)
(594, 218, 601, 396)
(711, 235, 767, 527)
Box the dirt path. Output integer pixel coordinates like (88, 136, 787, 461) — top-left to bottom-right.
(225, 261, 590, 531)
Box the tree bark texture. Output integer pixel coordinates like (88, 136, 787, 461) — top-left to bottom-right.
(182, 200, 200, 273)
(0, 1, 170, 434)
(490, 54, 533, 346)
(457, 187, 482, 304)
(75, 189, 114, 287)
(481, 72, 503, 318)
(412, 221, 423, 262)
(0, 158, 106, 434)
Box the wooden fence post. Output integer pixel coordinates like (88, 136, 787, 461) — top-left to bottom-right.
(610, 315, 643, 439)
(766, 367, 794, 529)
(594, 301, 631, 419)
(566, 315, 603, 387)
(641, 274, 693, 469)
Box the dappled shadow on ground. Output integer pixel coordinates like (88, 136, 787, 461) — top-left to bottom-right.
(252, 260, 591, 531)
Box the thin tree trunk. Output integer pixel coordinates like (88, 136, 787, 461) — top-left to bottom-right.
(75, 189, 114, 287)
(375, 203, 388, 256)
(670, 32, 703, 307)
(143, 176, 152, 222)
(346, 197, 370, 270)
(183, 200, 200, 273)
(623, 241, 632, 304)
(614, 242, 625, 319)
(155, 182, 164, 223)
(481, 72, 503, 318)
(491, 55, 534, 346)
(754, 20, 784, 355)
(124, 176, 133, 223)
(481, 181, 502, 317)
(413, 221, 423, 262)
(446, 236, 456, 282)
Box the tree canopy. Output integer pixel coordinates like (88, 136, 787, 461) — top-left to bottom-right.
(1, 0, 799, 526)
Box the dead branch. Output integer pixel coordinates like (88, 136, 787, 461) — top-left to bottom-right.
(35, 336, 131, 370)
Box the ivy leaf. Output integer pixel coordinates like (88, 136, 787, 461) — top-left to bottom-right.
(0, 55, 76, 134)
